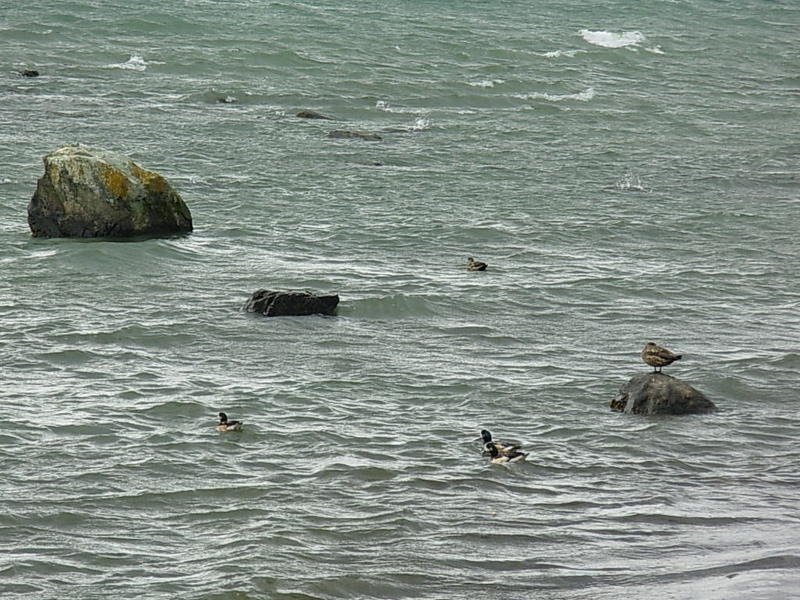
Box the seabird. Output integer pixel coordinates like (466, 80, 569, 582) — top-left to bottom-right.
(217, 412, 243, 432)
(480, 429, 521, 455)
(467, 257, 488, 271)
(485, 443, 528, 464)
(641, 342, 682, 373)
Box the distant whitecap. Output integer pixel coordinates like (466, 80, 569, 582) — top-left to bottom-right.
(110, 54, 148, 71)
(375, 99, 428, 114)
(468, 79, 504, 88)
(615, 171, 649, 192)
(542, 49, 579, 58)
(514, 87, 595, 102)
(579, 29, 645, 49)
(412, 116, 430, 130)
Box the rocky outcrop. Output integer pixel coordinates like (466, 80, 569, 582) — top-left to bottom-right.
(611, 373, 716, 416)
(296, 110, 333, 120)
(327, 130, 382, 141)
(244, 290, 339, 317)
(27, 144, 192, 238)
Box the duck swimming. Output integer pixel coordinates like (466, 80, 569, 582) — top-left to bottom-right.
(217, 412, 243, 432)
(480, 429, 521, 455)
(486, 443, 528, 464)
(466, 257, 488, 271)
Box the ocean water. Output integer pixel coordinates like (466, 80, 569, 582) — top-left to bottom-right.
(1, 1, 799, 598)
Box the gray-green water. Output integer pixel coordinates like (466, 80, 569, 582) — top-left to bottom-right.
(1, 1, 799, 598)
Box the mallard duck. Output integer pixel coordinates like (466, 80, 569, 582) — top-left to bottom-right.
(480, 429, 521, 455)
(486, 443, 528, 464)
(641, 342, 682, 373)
(217, 412, 243, 432)
(466, 257, 488, 271)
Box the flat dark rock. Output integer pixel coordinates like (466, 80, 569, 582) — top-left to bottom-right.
(296, 110, 333, 120)
(19, 69, 40, 77)
(244, 290, 339, 317)
(327, 130, 382, 141)
(611, 373, 716, 416)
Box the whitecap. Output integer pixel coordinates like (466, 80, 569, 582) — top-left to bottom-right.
(513, 87, 595, 102)
(468, 79, 504, 88)
(375, 100, 428, 115)
(542, 49, 579, 58)
(411, 116, 430, 130)
(110, 55, 148, 71)
(646, 45, 665, 55)
(579, 29, 645, 49)
(614, 171, 649, 192)
(0, 178, 12, 184)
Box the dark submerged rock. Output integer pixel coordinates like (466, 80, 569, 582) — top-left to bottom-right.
(244, 290, 339, 317)
(327, 130, 382, 141)
(611, 373, 716, 416)
(27, 144, 192, 239)
(296, 110, 333, 120)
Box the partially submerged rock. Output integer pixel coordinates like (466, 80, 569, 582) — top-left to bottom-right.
(18, 69, 40, 78)
(611, 373, 716, 416)
(28, 144, 192, 238)
(244, 290, 339, 317)
(327, 130, 382, 141)
(296, 110, 333, 120)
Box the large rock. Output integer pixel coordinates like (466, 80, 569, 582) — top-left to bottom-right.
(28, 144, 192, 238)
(244, 290, 339, 317)
(611, 373, 716, 415)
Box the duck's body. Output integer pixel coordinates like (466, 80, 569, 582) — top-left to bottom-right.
(486, 443, 528, 464)
(480, 429, 521, 455)
(217, 412, 243, 432)
(466, 257, 488, 271)
(641, 342, 682, 373)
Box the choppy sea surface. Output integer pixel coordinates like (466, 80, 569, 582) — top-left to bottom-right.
(1, 1, 799, 598)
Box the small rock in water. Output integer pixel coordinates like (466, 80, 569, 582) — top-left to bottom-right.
(327, 130, 382, 141)
(296, 110, 334, 120)
(244, 289, 339, 317)
(611, 373, 716, 415)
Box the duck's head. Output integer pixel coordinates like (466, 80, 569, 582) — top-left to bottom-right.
(218, 412, 228, 424)
(480, 429, 492, 444)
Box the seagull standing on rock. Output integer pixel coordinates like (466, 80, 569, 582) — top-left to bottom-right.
(641, 342, 682, 373)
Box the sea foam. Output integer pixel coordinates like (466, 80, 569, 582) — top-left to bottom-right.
(580, 29, 645, 49)
(514, 87, 595, 102)
(110, 54, 148, 71)
(468, 79, 505, 88)
(542, 49, 580, 58)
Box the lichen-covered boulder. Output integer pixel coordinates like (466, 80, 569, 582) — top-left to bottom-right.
(27, 144, 192, 238)
(244, 290, 339, 317)
(611, 373, 716, 415)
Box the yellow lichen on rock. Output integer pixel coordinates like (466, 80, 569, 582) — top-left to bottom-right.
(102, 164, 130, 199)
(131, 164, 167, 195)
